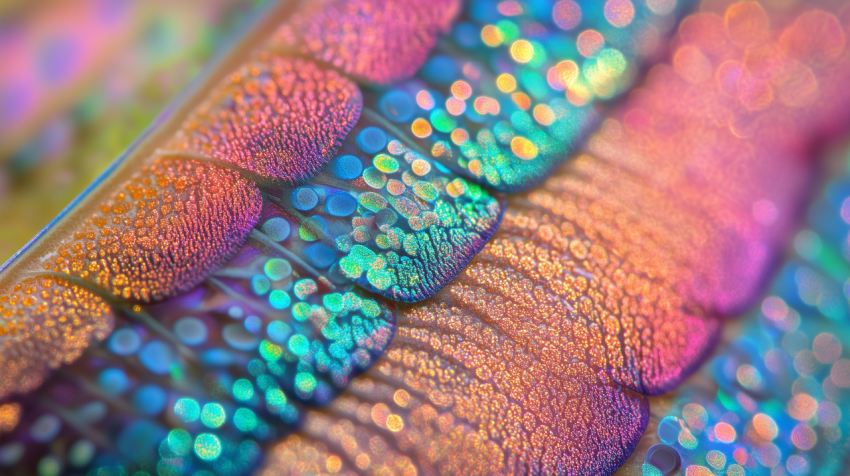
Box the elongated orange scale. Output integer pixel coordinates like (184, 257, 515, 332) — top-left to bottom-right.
(42, 158, 262, 302)
(0, 277, 112, 399)
(267, 0, 461, 84)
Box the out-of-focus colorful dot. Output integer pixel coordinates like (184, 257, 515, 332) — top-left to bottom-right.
(481, 24, 502, 47)
(548, 60, 579, 90)
(788, 394, 818, 420)
(736, 364, 763, 390)
(705, 450, 726, 470)
(791, 424, 817, 450)
(232, 379, 254, 401)
(411, 118, 432, 138)
(173, 398, 200, 422)
(786, 455, 809, 475)
(714, 422, 736, 443)
(233, 408, 257, 432)
(510, 40, 534, 63)
(295, 372, 317, 393)
(604, 0, 634, 27)
(496, 73, 516, 93)
(683, 404, 708, 431)
(831, 359, 850, 387)
(291, 187, 319, 211)
(754, 443, 781, 468)
(727, 463, 745, 476)
(813, 333, 842, 363)
(194, 433, 221, 461)
(752, 413, 778, 440)
(108, 328, 141, 355)
(685, 466, 712, 476)
(200, 403, 225, 429)
(451, 80, 472, 100)
(415, 90, 434, 110)
(288, 334, 309, 356)
(262, 217, 291, 241)
(264, 259, 292, 281)
(332, 155, 363, 180)
(167, 429, 192, 456)
(174, 317, 208, 346)
(269, 290, 291, 309)
(552, 0, 581, 30)
(356, 127, 387, 154)
(647, 0, 676, 15)
(511, 136, 538, 159)
(577, 30, 604, 57)
(446, 97, 466, 115)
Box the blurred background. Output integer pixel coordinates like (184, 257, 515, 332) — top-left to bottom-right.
(0, 0, 271, 265)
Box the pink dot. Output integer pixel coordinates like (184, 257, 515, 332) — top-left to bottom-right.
(605, 0, 635, 28)
(553, 1, 581, 31)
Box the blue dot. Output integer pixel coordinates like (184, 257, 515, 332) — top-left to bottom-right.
(291, 187, 319, 211)
(657, 416, 680, 445)
(30, 414, 61, 442)
(379, 91, 415, 122)
(421, 55, 458, 85)
(252, 275, 271, 295)
(356, 127, 388, 154)
(306, 243, 337, 269)
(228, 306, 244, 319)
(332, 155, 363, 180)
(223, 324, 259, 351)
(98, 368, 129, 396)
(454, 22, 481, 49)
(470, 0, 500, 23)
(325, 193, 357, 217)
(109, 328, 140, 355)
(262, 217, 291, 242)
(174, 317, 208, 346)
(244, 315, 262, 334)
(201, 349, 236, 367)
(138, 341, 175, 375)
(133, 385, 167, 416)
(267, 321, 292, 344)
(0, 443, 24, 466)
(269, 290, 291, 310)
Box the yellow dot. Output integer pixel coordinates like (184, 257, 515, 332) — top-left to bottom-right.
(510, 40, 534, 63)
(386, 414, 405, 432)
(496, 73, 517, 93)
(511, 137, 538, 159)
(326, 455, 342, 473)
(481, 25, 502, 47)
(411, 118, 432, 138)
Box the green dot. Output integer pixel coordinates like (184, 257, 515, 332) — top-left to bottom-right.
(266, 388, 287, 413)
(269, 290, 291, 309)
(37, 456, 60, 476)
(251, 275, 271, 295)
(173, 398, 200, 422)
(167, 429, 192, 456)
(194, 433, 222, 461)
(294, 372, 317, 393)
(264, 258, 292, 281)
(429, 109, 457, 133)
(233, 408, 258, 432)
(200, 403, 226, 429)
(288, 335, 310, 356)
(373, 154, 400, 173)
(259, 340, 283, 362)
(232, 379, 254, 401)
(292, 302, 311, 322)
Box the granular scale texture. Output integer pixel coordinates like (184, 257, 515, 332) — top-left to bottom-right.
(0, 277, 112, 399)
(42, 157, 263, 302)
(268, 0, 461, 84)
(167, 55, 362, 187)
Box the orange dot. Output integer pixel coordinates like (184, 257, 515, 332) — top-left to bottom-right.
(451, 80, 473, 100)
(411, 118, 432, 138)
(714, 422, 736, 443)
(481, 25, 502, 47)
(511, 92, 531, 111)
(450, 129, 469, 145)
(511, 137, 538, 159)
(788, 394, 818, 420)
(326, 455, 342, 473)
(548, 60, 579, 90)
(533, 105, 555, 126)
(496, 73, 517, 93)
(386, 414, 404, 432)
(0, 403, 21, 432)
(604, 0, 634, 28)
(752, 413, 778, 440)
(673, 45, 712, 84)
(725, 1, 769, 47)
(577, 30, 605, 57)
